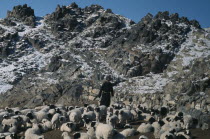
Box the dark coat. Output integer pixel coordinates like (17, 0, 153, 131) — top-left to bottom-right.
(98, 81, 114, 107)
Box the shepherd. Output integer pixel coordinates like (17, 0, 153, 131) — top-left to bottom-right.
(96, 75, 114, 107)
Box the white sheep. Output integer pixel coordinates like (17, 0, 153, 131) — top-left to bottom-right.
(137, 123, 154, 133)
(73, 132, 92, 139)
(25, 124, 43, 139)
(51, 113, 65, 129)
(94, 107, 101, 122)
(5, 133, 17, 139)
(62, 132, 71, 139)
(118, 109, 133, 124)
(120, 128, 136, 137)
(2, 117, 18, 127)
(183, 115, 193, 129)
(99, 105, 107, 116)
(60, 122, 76, 133)
(41, 119, 52, 132)
(139, 135, 149, 139)
(20, 109, 35, 115)
(107, 114, 119, 128)
(48, 109, 56, 115)
(34, 111, 49, 123)
(112, 130, 125, 139)
(86, 126, 96, 137)
(8, 124, 17, 133)
(69, 109, 82, 124)
(176, 130, 191, 139)
(95, 123, 114, 139)
(82, 111, 96, 127)
(152, 121, 164, 138)
(160, 131, 176, 139)
(13, 115, 30, 129)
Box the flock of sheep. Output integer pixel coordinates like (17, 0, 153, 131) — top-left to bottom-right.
(0, 97, 209, 139)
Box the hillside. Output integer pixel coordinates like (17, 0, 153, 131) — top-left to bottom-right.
(0, 3, 209, 108)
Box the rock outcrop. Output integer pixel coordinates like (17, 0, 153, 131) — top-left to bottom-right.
(6, 4, 36, 27)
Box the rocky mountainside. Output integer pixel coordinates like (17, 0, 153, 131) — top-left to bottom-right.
(0, 3, 209, 108)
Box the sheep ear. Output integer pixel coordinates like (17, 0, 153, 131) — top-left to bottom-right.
(95, 107, 100, 112)
(47, 113, 53, 119)
(73, 132, 81, 138)
(84, 104, 88, 107)
(91, 121, 96, 127)
(84, 117, 90, 124)
(69, 122, 74, 128)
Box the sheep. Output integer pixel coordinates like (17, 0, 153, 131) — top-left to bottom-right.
(73, 132, 92, 139)
(34, 105, 49, 111)
(2, 116, 18, 127)
(140, 113, 153, 122)
(34, 111, 50, 123)
(86, 126, 96, 137)
(152, 119, 165, 138)
(94, 107, 102, 122)
(51, 113, 65, 129)
(112, 130, 125, 139)
(139, 135, 149, 139)
(62, 132, 71, 139)
(98, 105, 107, 117)
(106, 112, 113, 124)
(107, 114, 119, 128)
(202, 123, 209, 130)
(107, 107, 114, 114)
(160, 106, 168, 118)
(118, 109, 133, 124)
(12, 115, 30, 129)
(48, 109, 56, 116)
(25, 124, 43, 139)
(41, 119, 52, 132)
(5, 133, 17, 139)
(95, 123, 115, 139)
(169, 121, 183, 132)
(183, 115, 194, 129)
(130, 109, 139, 120)
(8, 124, 17, 133)
(120, 128, 136, 138)
(160, 131, 176, 139)
(69, 109, 82, 124)
(176, 130, 191, 139)
(82, 111, 96, 127)
(137, 123, 154, 133)
(20, 109, 35, 115)
(60, 122, 76, 133)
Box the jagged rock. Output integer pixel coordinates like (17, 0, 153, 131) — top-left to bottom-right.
(47, 56, 62, 72)
(155, 11, 169, 20)
(1, 18, 17, 26)
(84, 4, 103, 13)
(141, 13, 153, 24)
(69, 2, 78, 9)
(170, 13, 179, 23)
(190, 19, 201, 29)
(7, 4, 35, 27)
